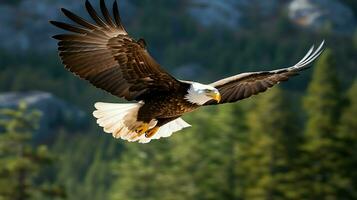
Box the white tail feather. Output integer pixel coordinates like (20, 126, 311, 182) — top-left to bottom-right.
(93, 102, 191, 143)
(93, 102, 142, 138)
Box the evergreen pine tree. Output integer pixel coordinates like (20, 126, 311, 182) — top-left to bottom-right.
(51, 132, 120, 200)
(82, 138, 119, 200)
(301, 49, 345, 199)
(0, 103, 65, 200)
(335, 80, 357, 199)
(171, 105, 243, 200)
(236, 87, 300, 200)
(110, 140, 174, 200)
(338, 80, 357, 141)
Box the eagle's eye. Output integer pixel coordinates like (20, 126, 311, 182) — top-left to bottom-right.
(204, 89, 212, 93)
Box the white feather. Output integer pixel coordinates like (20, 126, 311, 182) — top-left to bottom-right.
(93, 102, 142, 139)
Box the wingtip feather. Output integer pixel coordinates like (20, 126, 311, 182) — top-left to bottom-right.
(100, 0, 115, 27)
(85, 0, 108, 27)
(292, 40, 326, 71)
(113, 0, 126, 33)
(52, 34, 61, 40)
(49, 20, 57, 26)
(60, 8, 67, 13)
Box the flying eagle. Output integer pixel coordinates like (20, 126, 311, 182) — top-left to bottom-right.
(51, 0, 325, 143)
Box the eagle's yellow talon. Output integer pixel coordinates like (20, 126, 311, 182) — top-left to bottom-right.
(145, 126, 160, 138)
(135, 123, 150, 135)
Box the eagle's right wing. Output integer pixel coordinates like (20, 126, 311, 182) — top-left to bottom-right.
(51, 0, 182, 101)
(205, 41, 325, 105)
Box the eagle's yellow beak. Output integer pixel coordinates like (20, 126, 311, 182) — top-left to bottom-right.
(207, 91, 221, 103)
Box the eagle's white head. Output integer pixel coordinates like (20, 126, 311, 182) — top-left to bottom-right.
(185, 82, 221, 105)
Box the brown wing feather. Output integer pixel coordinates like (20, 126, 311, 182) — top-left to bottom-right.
(205, 41, 325, 105)
(51, 0, 181, 101)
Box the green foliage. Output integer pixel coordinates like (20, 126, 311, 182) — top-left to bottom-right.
(236, 87, 301, 200)
(338, 80, 357, 140)
(50, 132, 120, 200)
(304, 49, 341, 139)
(170, 105, 244, 200)
(335, 80, 357, 198)
(0, 104, 65, 200)
(110, 137, 184, 200)
(300, 50, 353, 199)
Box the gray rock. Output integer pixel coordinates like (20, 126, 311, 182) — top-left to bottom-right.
(0, 91, 87, 140)
(288, 0, 357, 35)
(187, 0, 243, 29)
(187, 0, 278, 29)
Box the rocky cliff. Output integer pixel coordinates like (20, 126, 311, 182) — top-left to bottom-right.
(0, 91, 87, 141)
(288, 0, 356, 35)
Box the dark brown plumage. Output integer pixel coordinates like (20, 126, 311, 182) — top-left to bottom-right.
(51, 0, 324, 143)
(51, 0, 183, 101)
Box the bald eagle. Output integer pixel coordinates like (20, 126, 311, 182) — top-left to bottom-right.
(51, 0, 325, 143)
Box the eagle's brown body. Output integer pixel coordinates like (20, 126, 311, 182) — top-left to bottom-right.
(138, 88, 199, 125)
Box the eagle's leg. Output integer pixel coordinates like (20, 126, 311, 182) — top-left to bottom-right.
(145, 126, 160, 138)
(135, 123, 150, 135)
(145, 117, 180, 138)
(129, 123, 149, 140)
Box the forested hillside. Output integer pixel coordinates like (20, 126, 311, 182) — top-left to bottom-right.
(0, 0, 356, 199)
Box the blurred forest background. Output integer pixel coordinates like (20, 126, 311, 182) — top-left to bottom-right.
(0, 0, 357, 199)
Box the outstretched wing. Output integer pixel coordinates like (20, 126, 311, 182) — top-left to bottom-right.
(51, 0, 182, 101)
(205, 41, 325, 105)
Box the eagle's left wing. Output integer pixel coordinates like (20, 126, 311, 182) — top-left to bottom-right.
(50, 0, 183, 101)
(205, 41, 325, 105)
